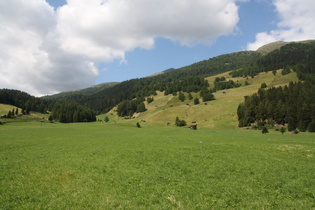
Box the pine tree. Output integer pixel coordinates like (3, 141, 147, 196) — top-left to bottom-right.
(308, 119, 315, 132)
(194, 98, 200, 105)
(262, 127, 268, 134)
(272, 70, 277, 76)
(178, 92, 185, 102)
(48, 115, 53, 123)
(202, 93, 215, 102)
(288, 118, 297, 131)
(260, 82, 267, 88)
(188, 93, 193, 100)
(280, 127, 286, 134)
(7, 110, 11, 118)
(136, 102, 146, 113)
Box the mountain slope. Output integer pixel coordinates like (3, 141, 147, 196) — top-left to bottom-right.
(256, 40, 315, 55)
(42, 40, 315, 116)
(43, 82, 119, 99)
(101, 70, 299, 129)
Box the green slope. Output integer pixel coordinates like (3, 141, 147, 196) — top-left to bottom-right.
(104, 70, 299, 130)
(43, 82, 119, 99)
(256, 40, 315, 55)
(0, 104, 50, 123)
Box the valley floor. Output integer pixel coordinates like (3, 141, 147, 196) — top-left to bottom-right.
(1, 122, 314, 209)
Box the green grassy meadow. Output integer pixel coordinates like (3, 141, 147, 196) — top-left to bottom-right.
(1, 122, 314, 209)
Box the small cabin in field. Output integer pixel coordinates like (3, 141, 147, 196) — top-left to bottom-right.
(188, 124, 197, 130)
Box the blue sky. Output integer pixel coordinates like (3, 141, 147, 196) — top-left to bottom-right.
(1, 0, 314, 96)
(100, 1, 278, 83)
(46, 0, 277, 83)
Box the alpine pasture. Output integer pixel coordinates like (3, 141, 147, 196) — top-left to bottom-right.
(1, 71, 314, 209)
(1, 121, 314, 209)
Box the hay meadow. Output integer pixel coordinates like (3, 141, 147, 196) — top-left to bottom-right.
(1, 121, 314, 209)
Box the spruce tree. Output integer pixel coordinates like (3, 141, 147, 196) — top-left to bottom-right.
(178, 92, 185, 102)
(262, 127, 268, 134)
(308, 119, 315, 132)
(188, 93, 193, 100)
(136, 102, 146, 113)
(260, 82, 267, 88)
(194, 98, 200, 105)
(280, 127, 286, 134)
(7, 110, 11, 118)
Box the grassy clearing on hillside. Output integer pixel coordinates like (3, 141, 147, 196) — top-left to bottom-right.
(1, 122, 314, 209)
(1, 104, 50, 124)
(112, 71, 299, 130)
(0, 104, 17, 116)
(99, 70, 299, 130)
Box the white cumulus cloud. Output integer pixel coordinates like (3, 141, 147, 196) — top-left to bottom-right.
(247, 0, 315, 50)
(0, 0, 239, 96)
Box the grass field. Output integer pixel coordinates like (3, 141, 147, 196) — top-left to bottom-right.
(1, 122, 314, 209)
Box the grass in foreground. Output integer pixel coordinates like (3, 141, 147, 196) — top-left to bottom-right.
(1, 122, 314, 209)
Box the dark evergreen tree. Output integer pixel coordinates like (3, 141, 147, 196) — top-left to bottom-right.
(281, 66, 291, 75)
(280, 127, 286, 134)
(194, 98, 200, 105)
(262, 127, 268, 134)
(188, 93, 193, 100)
(175, 117, 186, 127)
(178, 92, 185, 102)
(260, 82, 267, 88)
(136, 102, 146, 113)
(308, 119, 315, 132)
(202, 93, 215, 102)
(272, 70, 277, 76)
(147, 97, 154, 103)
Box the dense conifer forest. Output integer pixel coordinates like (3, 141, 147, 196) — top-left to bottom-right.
(237, 81, 315, 132)
(63, 51, 260, 113)
(230, 41, 315, 81)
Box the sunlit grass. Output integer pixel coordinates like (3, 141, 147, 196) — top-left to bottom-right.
(1, 122, 314, 209)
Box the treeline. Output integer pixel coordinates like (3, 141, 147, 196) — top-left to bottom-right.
(237, 81, 315, 132)
(230, 42, 315, 80)
(0, 89, 96, 123)
(212, 77, 241, 91)
(0, 89, 51, 114)
(117, 98, 146, 117)
(48, 51, 260, 114)
(50, 102, 96, 123)
(178, 51, 260, 78)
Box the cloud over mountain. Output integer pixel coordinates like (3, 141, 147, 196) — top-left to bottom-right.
(0, 0, 239, 96)
(247, 0, 315, 50)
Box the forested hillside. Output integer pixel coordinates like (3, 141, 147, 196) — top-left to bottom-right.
(1, 40, 315, 127)
(230, 41, 315, 80)
(237, 81, 315, 131)
(235, 41, 315, 132)
(0, 89, 96, 123)
(50, 51, 260, 113)
(43, 82, 119, 99)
